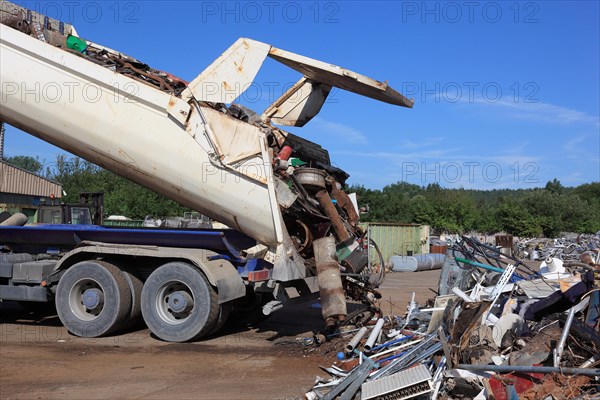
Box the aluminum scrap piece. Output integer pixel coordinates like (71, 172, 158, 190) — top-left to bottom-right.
(489, 263, 516, 301)
(314, 378, 343, 389)
(361, 364, 433, 400)
(370, 334, 415, 353)
(321, 361, 372, 400)
(430, 356, 447, 400)
(372, 333, 438, 380)
(339, 366, 373, 400)
(319, 366, 348, 378)
(554, 297, 590, 367)
(369, 338, 423, 359)
(381, 342, 442, 380)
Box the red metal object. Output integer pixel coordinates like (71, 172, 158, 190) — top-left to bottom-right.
(488, 369, 545, 400)
(278, 145, 293, 161)
(248, 270, 270, 282)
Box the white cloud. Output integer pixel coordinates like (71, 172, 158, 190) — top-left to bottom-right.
(396, 136, 445, 149)
(469, 98, 600, 126)
(309, 117, 368, 144)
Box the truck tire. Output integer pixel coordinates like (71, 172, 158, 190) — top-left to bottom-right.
(141, 262, 219, 342)
(121, 269, 143, 330)
(55, 260, 132, 337)
(209, 302, 232, 335)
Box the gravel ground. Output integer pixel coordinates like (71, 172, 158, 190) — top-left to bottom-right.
(0, 269, 442, 400)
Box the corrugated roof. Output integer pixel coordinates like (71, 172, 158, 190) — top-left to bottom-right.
(0, 161, 62, 197)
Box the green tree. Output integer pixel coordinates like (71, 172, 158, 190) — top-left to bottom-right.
(422, 184, 476, 233)
(408, 194, 435, 225)
(473, 202, 501, 234)
(5, 155, 43, 174)
(573, 182, 600, 206)
(45, 155, 189, 219)
(545, 178, 564, 195)
(497, 197, 542, 237)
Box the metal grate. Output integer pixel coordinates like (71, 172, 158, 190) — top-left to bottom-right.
(361, 365, 433, 400)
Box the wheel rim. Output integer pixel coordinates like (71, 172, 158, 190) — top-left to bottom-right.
(361, 238, 386, 287)
(69, 278, 105, 321)
(155, 281, 195, 325)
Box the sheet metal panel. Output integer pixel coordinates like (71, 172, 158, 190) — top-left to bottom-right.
(360, 223, 429, 261)
(0, 161, 62, 197)
(268, 47, 414, 108)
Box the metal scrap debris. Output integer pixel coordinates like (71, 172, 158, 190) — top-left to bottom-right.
(305, 233, 599, 399)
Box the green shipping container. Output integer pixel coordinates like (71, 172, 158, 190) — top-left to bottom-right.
(359, 223, 430, 263)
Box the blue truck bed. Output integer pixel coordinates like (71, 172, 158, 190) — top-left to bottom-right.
(0, 224, 256, 255)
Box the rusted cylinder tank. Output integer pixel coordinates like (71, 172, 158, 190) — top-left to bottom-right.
(313, 236, 347, 325)
(316, 190, 351, 242)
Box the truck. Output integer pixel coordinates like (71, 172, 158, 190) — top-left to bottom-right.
(0, 2, 413, 342)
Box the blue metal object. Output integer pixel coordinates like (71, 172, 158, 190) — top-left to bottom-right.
(369, 335, 414, 352)
(506, 384, 519, 400)
(82, 288, 103, 309)
(235, 259, 264, 277)
(168, 291, 192, 313)
(376, 351, 407, 364)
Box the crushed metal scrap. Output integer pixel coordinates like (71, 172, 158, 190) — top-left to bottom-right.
(303, 234, 600, 399)
(513, 233, 600, 262)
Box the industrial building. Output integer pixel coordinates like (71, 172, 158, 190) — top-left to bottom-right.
(0, 123, 63, 222)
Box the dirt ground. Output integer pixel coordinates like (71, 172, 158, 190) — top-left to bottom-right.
(0, 269, 441, 400)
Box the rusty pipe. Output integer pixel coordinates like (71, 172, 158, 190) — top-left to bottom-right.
(316, 190, 351, 242)
(313, 236, 347, 325)
(329, 179, 359, 226)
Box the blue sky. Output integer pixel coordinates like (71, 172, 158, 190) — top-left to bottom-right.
(4, 0, 599, 190)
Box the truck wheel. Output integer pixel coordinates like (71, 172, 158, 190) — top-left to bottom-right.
(209, 302, 232, 335)
(56, 261, 132, 337)
(141, 262, 219, 342)
(121, 269, 143, 330)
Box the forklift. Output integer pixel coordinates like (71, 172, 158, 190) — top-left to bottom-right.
(36, 192, 104, 225)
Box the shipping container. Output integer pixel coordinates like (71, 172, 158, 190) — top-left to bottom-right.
(359, 223, 430, 262)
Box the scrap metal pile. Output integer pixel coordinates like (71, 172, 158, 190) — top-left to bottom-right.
(514, 234, 600, 262)
(305, 236, 599, 399)
(0, 8, 188, 96)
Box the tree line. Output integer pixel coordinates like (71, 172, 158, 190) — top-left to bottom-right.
(6, 155, 187, 219)
(350, 180, 600, 237)
(6, 155, 600, 237)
